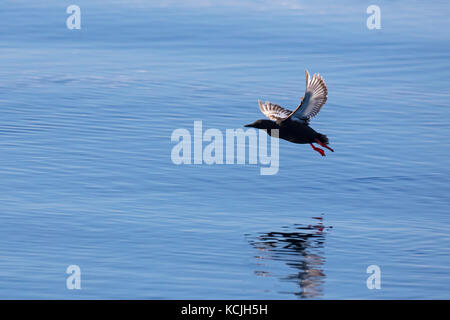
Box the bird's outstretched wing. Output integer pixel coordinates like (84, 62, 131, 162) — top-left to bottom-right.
(287, 70, 328, 123)
(258, 100, 292, 121)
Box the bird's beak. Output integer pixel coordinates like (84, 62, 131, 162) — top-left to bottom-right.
(244, 123, 254, 127)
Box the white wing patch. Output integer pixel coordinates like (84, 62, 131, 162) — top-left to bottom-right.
(258, 100, 292, 121)
(289, 70, 328, 122)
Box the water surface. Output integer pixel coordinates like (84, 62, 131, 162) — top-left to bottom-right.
(0, 0, 449, 299)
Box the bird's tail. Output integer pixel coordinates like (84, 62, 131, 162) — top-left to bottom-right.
(316, 133, 329, 145)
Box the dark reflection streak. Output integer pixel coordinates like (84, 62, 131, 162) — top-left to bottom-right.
(247, 216, 331, 298)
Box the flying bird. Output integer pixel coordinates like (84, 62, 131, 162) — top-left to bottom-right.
(245, 70, 334, 156)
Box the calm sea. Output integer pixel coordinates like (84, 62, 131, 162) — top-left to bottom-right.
(0, 0, 449, 299)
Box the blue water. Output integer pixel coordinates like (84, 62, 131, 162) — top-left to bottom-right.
(1, 0, 449, 299)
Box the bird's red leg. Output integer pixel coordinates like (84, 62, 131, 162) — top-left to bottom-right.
(310, 143, 325, 156)
(315, 139, 334, 152)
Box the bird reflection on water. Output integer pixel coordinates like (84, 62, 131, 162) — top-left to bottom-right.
(247, 216, 332, 298)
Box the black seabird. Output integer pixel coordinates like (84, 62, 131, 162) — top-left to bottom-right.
(245, 70, 334, 156)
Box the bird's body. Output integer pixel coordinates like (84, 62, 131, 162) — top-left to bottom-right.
(273, 119, 327, 144)
(245, 70, 334, 156)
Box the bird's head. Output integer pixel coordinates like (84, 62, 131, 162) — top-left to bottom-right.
(244, 119, 277, 129)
